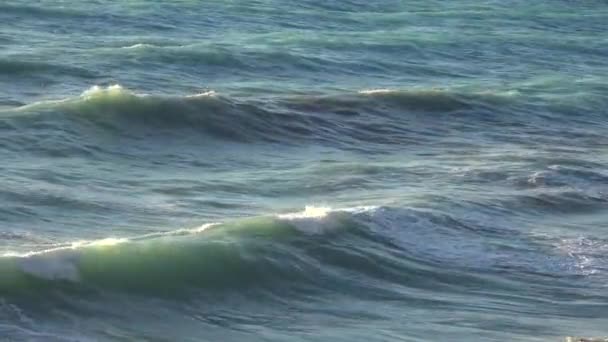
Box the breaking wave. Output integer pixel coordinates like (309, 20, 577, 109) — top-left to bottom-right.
(0, 205, 602, 298)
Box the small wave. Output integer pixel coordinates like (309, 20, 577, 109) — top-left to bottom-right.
(503, 190, 608, 215)
(121, 43, 155, 49)
(524, 165, 608, 189)
(118, 42, 189, 50)
(504, 165, 608, 213)
(185, 90, 218, 98)
(0, 59, 96, 78)
(358, 88, 394, 94)
(0, 3, 88, 19)
(284, 87, 479, 113)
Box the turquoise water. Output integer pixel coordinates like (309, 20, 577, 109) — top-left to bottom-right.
(1, 1, 608, 341)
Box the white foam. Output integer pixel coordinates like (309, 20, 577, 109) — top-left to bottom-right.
(277, 206, 332, 220)
(9, 97, 71, 112)
(358, 88, 395, 95)
(134, 223, 217, 240)
(277, 205, 377, 220)
(3, 237, 128, 258)
(3, 85, 130, 113)
(527, 171, 547, 185)
(5, 85, 220, 115)
(277, 205, 377, 234)
(121, 43, 153, 49)
(80, 84, 216, 100)
(556, 237, 608, 276)
(5, 238, 128, 281)
(3, 224, 217, 281)
(4, 224, 217, 258)
(80, 84, 127, 98)
(186, 90, 217, 98)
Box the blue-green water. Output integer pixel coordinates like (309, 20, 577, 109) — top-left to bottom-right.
(1, 1, 608, 341)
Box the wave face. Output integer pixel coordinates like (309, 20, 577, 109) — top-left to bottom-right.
(2, 0, 608, 341)
(3, 205, 607, 306)
(2, 207, 366, 293)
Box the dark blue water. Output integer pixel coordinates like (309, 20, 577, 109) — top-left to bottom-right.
(1, 1, 608, 341)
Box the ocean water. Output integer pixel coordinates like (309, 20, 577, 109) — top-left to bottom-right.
(1, 0, 608, 341)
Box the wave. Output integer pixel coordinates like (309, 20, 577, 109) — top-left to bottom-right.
(104, 42, 400, 75)
(0, 206, 373, 295)
(121, 43, 161, 49)
(450, 162, 608, 215)
(0, 59, 97, 78)
(2, 85, 515, 146)
(0, 4, 87, 19)
(0, 205, 600, 298)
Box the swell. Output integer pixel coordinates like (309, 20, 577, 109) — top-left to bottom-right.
(2, 85, 515, 146)
(0, 4, 88, 19)
(460, 165, 608, 215)
(0, 206, 601, 299)
(107, 43, 411, 76)
(0, 59, 97, 78)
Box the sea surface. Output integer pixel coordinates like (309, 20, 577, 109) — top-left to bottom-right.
(1, 1, 608, 341)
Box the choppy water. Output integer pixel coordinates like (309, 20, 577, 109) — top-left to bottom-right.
(1, 1, 608, 341)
